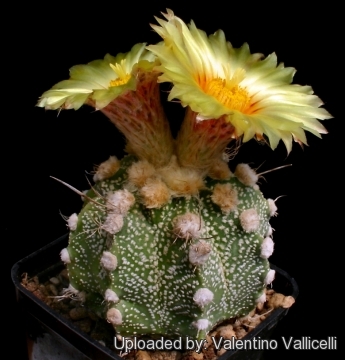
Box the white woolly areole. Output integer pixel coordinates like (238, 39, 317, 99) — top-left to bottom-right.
(157, 156, 204, 196)
(194, 288, 214, 307)
(266, 225, 273, 237)
(67, 213, 78, 231)
(105, 289, 120, 303)
(93, 156, 120, 182)
(265, 269, 276, 285)
(127, 160, 156, 188)
(106, 308, 122, 325)
(256, 293, 267, 303)
(106, 189, 135, 214)
(193, 319, 211, 331)
(208, 158, 232, 180)
(234, 163, 259, 187)
(173, 213, 203, 240)
(267, 198, 278, 217)
(101, 213, 124, 235)
(189, 240, 212, 266)
(261, 237, 274, 259)
(140, 177, 171, 208)
(60, 248, 71, 264)
(211, 183, 238, 213)
(100, 251, 118, 271)
(239, 208, 260, 232)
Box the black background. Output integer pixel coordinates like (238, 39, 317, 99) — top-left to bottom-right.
(8, 1, 340, 358)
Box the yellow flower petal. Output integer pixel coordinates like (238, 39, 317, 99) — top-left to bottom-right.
(37, 43, 157, 110)
(148, 10, 332, 151)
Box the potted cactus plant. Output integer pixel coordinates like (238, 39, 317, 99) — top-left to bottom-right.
(19, 8, 329, 359)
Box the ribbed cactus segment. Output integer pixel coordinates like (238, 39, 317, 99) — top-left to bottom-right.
(65, 156, 272, 339)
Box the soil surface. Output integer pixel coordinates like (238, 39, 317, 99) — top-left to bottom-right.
(21, 269, 294, 360)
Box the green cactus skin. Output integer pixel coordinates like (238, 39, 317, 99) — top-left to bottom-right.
(64, 155, 273, 340)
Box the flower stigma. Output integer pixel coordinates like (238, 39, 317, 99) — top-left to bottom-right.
(205, 77, 250, 113)
(109, 61, 131, 87)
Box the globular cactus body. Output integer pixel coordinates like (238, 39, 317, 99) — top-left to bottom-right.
(65, 155, 273, 339)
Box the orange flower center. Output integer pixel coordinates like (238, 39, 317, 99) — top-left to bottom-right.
(205, 78, 250, 112)
(109, 74, 131, 87)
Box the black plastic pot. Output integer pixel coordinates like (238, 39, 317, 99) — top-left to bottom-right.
(12, 234, 298, 360)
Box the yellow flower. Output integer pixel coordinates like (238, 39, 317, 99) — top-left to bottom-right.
(148, 10, 331, 151)
(37, 43, 157, 110)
